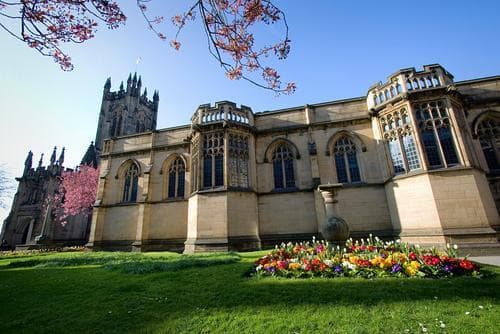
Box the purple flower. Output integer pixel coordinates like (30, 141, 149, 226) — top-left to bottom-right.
(443, 264, 453, 272)
(334, 265, 343, 273)
(391, 264, 402, 273)
(265, 266, 276, 273)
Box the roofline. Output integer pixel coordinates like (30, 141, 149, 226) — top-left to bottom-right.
(255, 96, 366, 116)
(156, 124, 191, 132)
(455, 75, 500, 86)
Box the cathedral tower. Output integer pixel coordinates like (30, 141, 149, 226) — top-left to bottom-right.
(94, 73, 159, 158)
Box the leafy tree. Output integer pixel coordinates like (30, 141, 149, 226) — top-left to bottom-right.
(52, 164, 99, 225)
(0, 0, 294, 93)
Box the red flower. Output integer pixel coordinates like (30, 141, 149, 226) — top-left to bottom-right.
(459, 260, 475, 271)
(422, 255, 441, 266)
(277, 260, 288, 270)
(409, 252, 417, 261)
(357, 259, 372, 267)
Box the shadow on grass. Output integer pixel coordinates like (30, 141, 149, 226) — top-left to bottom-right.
(3, 252, 241, 274)
(0, 258, 498, 334)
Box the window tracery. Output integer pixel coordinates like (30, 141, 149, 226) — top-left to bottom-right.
(414, 101, 459, 168)
(333, 137, 361, 183)
(272, 144, 295, 190)
(229, 134, 249, 188)
(203, 132, 224, 188)
(380, 108, 421, 174)
(477, 118, 500, 172)
(122, 163, 139, 202)
(167, 157, 185, 198)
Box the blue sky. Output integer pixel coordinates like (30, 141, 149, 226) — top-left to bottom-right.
(1, 0, 500, 220)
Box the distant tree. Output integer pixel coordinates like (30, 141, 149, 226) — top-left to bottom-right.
(52, 164, 99, 225)
(0, 164, 15, 209)
(0, 165, 14, 209)
(0, 0, 294, 94)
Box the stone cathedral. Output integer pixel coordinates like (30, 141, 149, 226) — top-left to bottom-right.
(3, 65, 500, 253)
(1, 73, 158, 249)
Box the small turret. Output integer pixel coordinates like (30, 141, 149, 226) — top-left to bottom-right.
(153, 90, 159, 102)
(142, 87, 148, 98)
(137, 76, 142, 89)
(24, 150, 33, 175)
(119, 81, 124, 92)
(49, 146, 57, 166)
(58, 147, 65, 166)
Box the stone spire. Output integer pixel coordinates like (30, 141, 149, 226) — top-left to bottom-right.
(50, 146, 57, 166)
(104, 77, 111, 90)
(81, 142, 98, 168)
(58, 147, 65, 166)
(38, 153, 44, 168)
(23, 150, 33, 175)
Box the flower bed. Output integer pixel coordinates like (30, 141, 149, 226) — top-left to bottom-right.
(254, 236, 481, 278)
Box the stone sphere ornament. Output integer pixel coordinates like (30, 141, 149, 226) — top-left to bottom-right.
(318, 184, 350, 244)
(322, 214, 349, 243)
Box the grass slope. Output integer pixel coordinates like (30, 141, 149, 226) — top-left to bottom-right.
(0, 251, 498, 334)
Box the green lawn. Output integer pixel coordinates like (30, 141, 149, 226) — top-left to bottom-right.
(0, 251, 498, 334)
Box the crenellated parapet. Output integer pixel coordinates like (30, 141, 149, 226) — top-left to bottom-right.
(367, 64, 454, 110)
(191, 101, 254, 127)
(103, 74, 158, 111)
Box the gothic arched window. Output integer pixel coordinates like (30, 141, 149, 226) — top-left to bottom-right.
(203, 132, 224, 189)
(333, 137, 361, 183)
(272, 144, 296, 190)
(122, 163, 139, 202)
(477, 118, 500, 172)
(167, 158, 186, 198)
(414, 101, 459, 168)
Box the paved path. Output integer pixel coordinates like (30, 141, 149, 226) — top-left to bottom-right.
(469, 256, 500, 266)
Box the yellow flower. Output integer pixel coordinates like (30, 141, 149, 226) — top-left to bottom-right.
(370, 257, 381, 266)
(404, 261, 421, 276)
(379, 259, 392, 269)
(410, 261, 420, 269)
(288, 263, 301, 270)
(349, 256, 359, 264)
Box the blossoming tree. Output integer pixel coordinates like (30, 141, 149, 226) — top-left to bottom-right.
(0, 0, 294, 93)
(52, 165, 99, 225)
